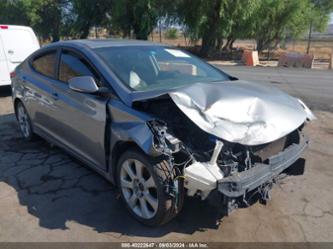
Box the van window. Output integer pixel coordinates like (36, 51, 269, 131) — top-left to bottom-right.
(32, 51, 57, 78)
(59, 50, 99, 83)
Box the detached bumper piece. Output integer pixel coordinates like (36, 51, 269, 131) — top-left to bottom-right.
(218, 134, 309, 198)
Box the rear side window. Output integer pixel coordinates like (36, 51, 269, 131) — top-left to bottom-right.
(59, 50, 99, 83)
(31, 51, 56, 78)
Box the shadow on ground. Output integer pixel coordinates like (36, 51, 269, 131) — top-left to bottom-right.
(0, 114, 223, 237)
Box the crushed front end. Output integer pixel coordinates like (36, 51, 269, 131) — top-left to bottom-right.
(132, 81, 314, 217)
(178, 124, 308, 214)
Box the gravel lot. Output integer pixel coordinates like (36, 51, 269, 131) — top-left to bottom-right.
(0, 66, 333, 242)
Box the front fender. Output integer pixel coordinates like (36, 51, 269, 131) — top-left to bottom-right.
(108, 99, 161, 157)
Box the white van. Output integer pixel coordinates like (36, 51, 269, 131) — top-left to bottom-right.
(0, 25, 40, 86)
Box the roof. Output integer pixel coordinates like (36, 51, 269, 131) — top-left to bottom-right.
(0, 24, 33, 30)
(53, 39, 166, 49)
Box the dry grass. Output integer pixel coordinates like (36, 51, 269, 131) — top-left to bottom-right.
(149, 32, 333, 60)
(149, 32, 197, 47)
(284, 40, 333, 60)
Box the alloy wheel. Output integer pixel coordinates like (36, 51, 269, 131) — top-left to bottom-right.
(17, 104, 31, 138)
(120, 159, 159, 219)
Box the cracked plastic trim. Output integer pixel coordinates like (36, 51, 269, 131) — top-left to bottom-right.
(218, 133, 308, 197)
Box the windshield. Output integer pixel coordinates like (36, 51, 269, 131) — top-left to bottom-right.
(94, 46, 229, 91)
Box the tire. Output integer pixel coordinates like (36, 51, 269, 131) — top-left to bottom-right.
(116, 149, 181, 226)
(15, 101, 35, 141)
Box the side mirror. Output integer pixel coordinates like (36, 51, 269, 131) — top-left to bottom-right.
(68, 76, 99, 93)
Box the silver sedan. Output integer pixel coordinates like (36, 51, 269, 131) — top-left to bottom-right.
(11, 39, 314, 226)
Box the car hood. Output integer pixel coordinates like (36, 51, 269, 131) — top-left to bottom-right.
(132, 80, 315, 145)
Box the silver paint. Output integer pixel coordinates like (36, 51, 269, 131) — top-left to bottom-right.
(120, 159, 158, 219)
(11, 39, 314, 185)
(169, 81, 315, 145)
(68, 76, 99, 93)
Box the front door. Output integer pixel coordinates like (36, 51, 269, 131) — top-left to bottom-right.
(51, 49, 108, 170)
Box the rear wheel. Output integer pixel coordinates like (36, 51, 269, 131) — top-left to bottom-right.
(117, 149, 180, 226)
(16, 102, 34, 141)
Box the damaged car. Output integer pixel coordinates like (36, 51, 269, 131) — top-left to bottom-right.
(11, 40, 315, 226)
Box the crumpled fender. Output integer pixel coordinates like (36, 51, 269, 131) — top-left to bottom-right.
(107, 99, 161, 156)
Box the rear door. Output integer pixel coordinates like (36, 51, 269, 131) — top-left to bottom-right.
(50, 48, 108, 170)
(1, 26, 39, 73)
(26, 49, 60, 135)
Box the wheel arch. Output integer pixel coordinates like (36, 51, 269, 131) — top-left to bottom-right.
(109, 140, 144, 185)
(13, 98, 23, 118)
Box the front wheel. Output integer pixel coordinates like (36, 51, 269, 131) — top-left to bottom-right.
(117, 149, 180, 226)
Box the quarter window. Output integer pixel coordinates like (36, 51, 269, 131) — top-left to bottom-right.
(31, 51, 57, 78)
(59, 50, 98, 83)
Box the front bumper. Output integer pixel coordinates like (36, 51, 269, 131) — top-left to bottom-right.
(218, 135, 309, 198)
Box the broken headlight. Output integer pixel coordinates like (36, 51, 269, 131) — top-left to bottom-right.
(147, 120, 182, 155)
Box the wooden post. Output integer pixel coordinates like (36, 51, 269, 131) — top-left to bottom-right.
(329, 53, 333, 70)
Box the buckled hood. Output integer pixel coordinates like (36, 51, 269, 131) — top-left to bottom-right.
(168, 80, 315, 145)
(131, 80, 315, 145)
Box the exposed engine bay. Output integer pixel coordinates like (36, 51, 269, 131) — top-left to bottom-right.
(134, 94, 310, 215)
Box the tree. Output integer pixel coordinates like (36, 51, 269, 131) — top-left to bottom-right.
(176, 0, 257, 55)
(23, 0, 70, 42)
(0, 0, 68, 42)
(1, 0, 329, 55)
(218, 0, 259, 51)
(306, 0, 333, 54)
(177, 0, 225, 57)
(254, 0, 311, 52)
(69, 0, 112, 39)
(155, 0, 181, 42)
(199, 0, 224, 56)
(0, 0, 30, 25)
(112, 0, 158, 40)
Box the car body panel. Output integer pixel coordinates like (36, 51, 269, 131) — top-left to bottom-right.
(168, 80, 314, 145)
(129, 80, 315, 145)
(107, 98, 158, 157)
(11, 39, 313, 187)
(13, 61, 59, 134)
(49, 80, 108, 170)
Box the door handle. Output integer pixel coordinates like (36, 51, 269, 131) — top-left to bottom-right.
(52, 92, 59, 100)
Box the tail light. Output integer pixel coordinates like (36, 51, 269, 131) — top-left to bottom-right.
(0, 25, 9, 29)
(10, 72, 16, 79)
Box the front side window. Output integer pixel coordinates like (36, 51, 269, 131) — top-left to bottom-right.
(59, 50, 98, 83)
(31, 51, 57, 78)
(94, 46, 229, 91)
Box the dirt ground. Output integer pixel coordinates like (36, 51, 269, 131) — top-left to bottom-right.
(0, 76, 333, 242)
(149, 32, 333, 61)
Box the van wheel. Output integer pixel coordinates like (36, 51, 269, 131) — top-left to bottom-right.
(16, 102, 35, 141)
(117, 149, 180, 226)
